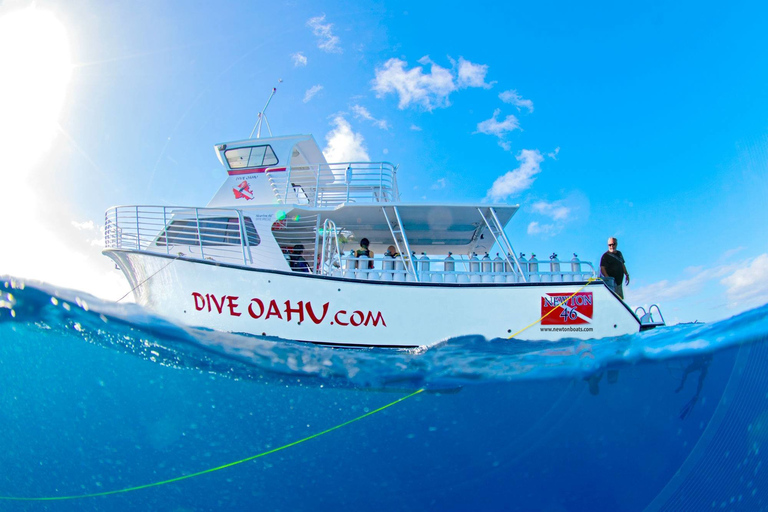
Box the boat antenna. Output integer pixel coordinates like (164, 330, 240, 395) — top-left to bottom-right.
(250, 80, 282, 139)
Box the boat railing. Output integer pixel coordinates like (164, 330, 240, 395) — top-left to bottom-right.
(104, 205, 256, 266)
(327, 253, 597, 283)
(265, 161, 399, 207)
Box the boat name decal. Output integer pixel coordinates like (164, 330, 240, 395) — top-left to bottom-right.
(191, 293, 387, 328)
(540, 292, 593, 325)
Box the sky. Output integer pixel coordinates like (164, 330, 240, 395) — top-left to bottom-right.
(0, 0, 767, 324)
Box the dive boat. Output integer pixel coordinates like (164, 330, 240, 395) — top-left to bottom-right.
(104, 130, 662, 349)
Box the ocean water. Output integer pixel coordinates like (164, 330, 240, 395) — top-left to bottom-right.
(2, 277, 768, 511)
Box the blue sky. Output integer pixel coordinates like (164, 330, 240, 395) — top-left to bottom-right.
(0, 0, 766, 324)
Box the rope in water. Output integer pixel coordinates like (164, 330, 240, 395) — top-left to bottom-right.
(0, 389, 425, 501)
(3, 278, 602, 501)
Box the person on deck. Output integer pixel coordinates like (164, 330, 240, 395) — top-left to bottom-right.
(600, 237, 630, 299)
(288, 244, 310, 273)
(355, 238, 374, 269)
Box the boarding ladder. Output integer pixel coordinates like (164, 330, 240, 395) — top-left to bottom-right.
(319, 219, 343, 275)
(634, 304, 666, 328)
(381, 205, 419, 282)
(477, 207, 528, 282)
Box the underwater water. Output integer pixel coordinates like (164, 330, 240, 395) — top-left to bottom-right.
(2, 277, 768, 511)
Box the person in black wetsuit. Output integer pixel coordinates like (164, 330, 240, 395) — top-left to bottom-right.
(600, 237, 630, 299)
(355, 238, 374, 269)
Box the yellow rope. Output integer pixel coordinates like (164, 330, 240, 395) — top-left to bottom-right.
(0, 389, 425, 501)
(507, 277, 599, 339)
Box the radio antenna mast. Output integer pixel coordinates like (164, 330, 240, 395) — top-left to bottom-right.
(250, 80, 281, 139)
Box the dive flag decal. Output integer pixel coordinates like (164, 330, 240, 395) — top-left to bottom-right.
(541, 292, 593, 325)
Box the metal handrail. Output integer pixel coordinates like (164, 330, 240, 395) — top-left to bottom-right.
(319, 219, 343, 275)
(104, 205, 254, 266)
(265, 161, 398, 207)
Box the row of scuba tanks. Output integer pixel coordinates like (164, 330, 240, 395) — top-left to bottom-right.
(340, 251, 592, 283)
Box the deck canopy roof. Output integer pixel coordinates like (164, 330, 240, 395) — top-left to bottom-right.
(285, 203, 519, 255)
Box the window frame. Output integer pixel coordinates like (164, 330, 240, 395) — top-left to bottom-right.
(224, 144, 279, 169)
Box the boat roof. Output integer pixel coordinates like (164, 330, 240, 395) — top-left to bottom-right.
(278, 202, 519, 254)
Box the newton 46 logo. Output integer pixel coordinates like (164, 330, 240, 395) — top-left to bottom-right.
(541, 292, 593, 325)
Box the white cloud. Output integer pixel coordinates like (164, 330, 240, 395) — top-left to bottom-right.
(410, 124, 422, 131)
(306, 14, 341, 53)
(323, 116, 370, 163)
(71, 220, 105, 247)
(372, 56, 456, 111)
(351, 104, 389, 130)
(457, 57, 494, 89)
(291, 52, 308, 67)
(721, 253, 768, 305)
(371, 55, 494, 112)
(548, 147, 560, 160)
(499, 89, 534, 113)
(629, 266, 732, 306)
(431, 178, 446, 190)
(485, 149, 543, 201)
(617, 251, 768, 322)
(72, 220, 95, 231)
(476, 108, 520, 138)
(476, 108, 521, 150)
(303, 84, 323, 103)
(527, 221, 557, 236)
(530, 200, 571, 221)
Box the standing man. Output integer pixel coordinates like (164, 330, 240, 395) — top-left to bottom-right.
(600, 237, 630, 299)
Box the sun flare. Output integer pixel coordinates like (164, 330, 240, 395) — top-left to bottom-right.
(0, 7, 72, 176)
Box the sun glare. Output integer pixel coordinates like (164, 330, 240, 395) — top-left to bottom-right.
(0, 7, 72, 176)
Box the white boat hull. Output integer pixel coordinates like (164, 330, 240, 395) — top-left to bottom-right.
(106, 250, 641, 348)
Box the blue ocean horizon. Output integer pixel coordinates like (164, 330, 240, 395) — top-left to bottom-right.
(2, 276, 768, 511)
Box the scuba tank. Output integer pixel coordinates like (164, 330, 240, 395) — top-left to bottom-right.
(444, 252, 456, 283)
(469, 253, 481, 283)
(419, 253, 431, 281)
(550, 252, 561, 282)
(529, 253, 539, 282)
(493, 253, 505, 283)
(569, 253, 581, 282)
(481, 252, 492, 283)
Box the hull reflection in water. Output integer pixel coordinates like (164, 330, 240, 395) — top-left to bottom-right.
(1, 277, 767, 511)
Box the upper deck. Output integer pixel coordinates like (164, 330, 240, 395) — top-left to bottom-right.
(104, 133, 596, 285)
(207, 134, 399, 209)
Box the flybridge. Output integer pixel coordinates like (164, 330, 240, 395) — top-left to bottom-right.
(206, 134, 399, 209)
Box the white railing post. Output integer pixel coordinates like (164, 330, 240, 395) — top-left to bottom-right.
(195, 208, 204, 260)
(237, 210, 248, 265)
(283, 166, 292, 203)
(163, 207, 169, 255)
(135, 207, 141, 250)
(114, 208, 119, 248)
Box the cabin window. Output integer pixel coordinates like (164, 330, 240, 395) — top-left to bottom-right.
(157, 217, 261, 247)
(225, 145, 278, 169)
